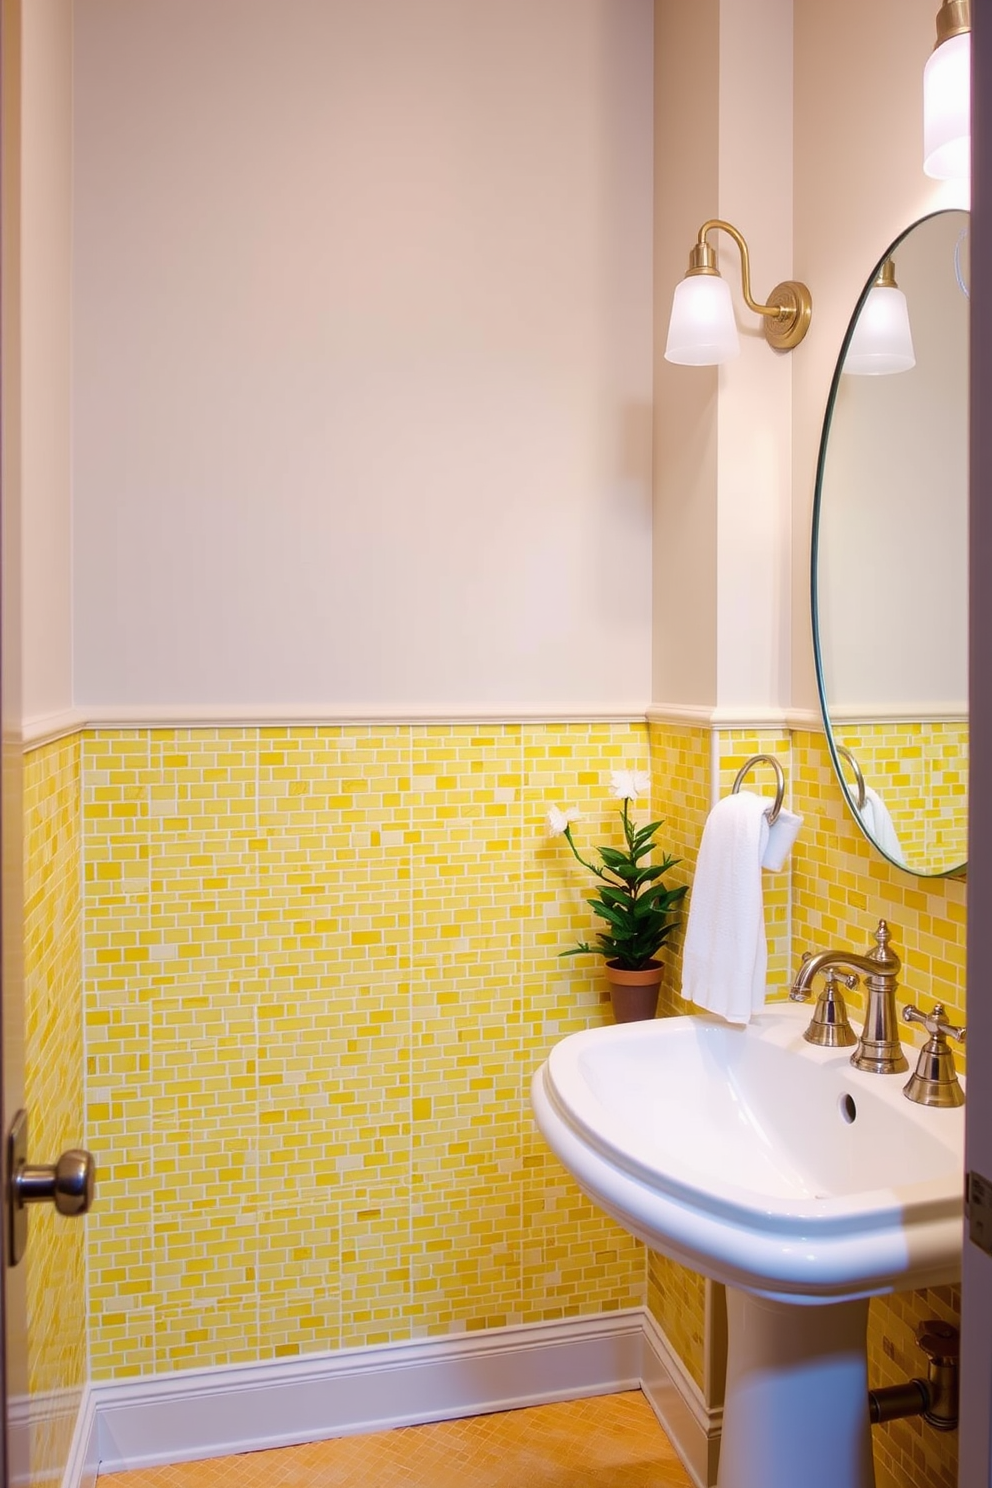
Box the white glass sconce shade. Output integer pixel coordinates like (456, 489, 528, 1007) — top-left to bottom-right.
(924, 31, 970, 180)
(665, 275, 741, 366)
(843, 284, 916, 376)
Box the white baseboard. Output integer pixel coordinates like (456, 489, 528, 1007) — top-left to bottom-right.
(641, 1310, 721, 1488)
(61, 1387, 98, 1488)
(3, 1386, 94, 1488)
(64, 1310, 719, 1485)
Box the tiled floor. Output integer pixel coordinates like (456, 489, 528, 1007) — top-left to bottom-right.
(99, 1391, 692, 1487)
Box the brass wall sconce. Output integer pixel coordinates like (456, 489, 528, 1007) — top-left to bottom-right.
(664, 220, 813, 366)
(924, 0, 970, 180)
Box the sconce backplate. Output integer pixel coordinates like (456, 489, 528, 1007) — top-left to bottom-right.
(764, 280, 813, 351)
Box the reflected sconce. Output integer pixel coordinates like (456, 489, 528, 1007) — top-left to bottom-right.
(923, 0, 971, 180)
(843, 259, 916, 376)
(664, 220, 813, 366)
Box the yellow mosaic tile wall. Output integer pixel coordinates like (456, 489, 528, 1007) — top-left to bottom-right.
(23, 735, 87, 1485)
(646, 1251, 707, 1396)
(645, 723, 708, 1019)
(791, 729, 966, 1488)
(645, 721, 968, 1488)
(83, 723, 655, 1377)
(643, 723, 710, 1396)
(716, 732, 793, 996)
(833, 721, 968, 875)
(645, 725, 795, 1005)
(641, 725, 797, 1403)
(24, 717, 969, 1488)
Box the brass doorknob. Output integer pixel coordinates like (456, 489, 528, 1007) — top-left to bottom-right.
(14, 1149, 95, 1217)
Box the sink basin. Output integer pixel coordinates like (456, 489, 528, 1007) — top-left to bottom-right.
(532, 1004, 964, 1302)
(531, 1004, 965, 1488)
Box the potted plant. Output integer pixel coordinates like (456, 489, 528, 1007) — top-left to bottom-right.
(548, 769, 688, 1022)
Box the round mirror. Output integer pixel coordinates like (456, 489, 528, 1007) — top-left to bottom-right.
(812, 209, 969, 878)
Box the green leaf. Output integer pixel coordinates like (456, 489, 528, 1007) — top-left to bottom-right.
(638, 882, 687, 909)
(589, 899, 631, 931)
(596, 862, 639, 887)
(596, 885, 634, 908)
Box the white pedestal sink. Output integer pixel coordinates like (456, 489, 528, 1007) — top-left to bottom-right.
(531, 1006, 964, 1488)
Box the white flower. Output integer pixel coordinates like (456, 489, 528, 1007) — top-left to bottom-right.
(609, 769, 651, 801)
(547, 805, 582, 837)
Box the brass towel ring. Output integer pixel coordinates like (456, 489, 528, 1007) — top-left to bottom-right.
(731, 753, 785, 825)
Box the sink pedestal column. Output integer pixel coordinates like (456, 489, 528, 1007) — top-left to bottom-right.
(719, 1291, 874, 1488)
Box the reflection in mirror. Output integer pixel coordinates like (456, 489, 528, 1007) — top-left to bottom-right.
(813, 210, 969, 878)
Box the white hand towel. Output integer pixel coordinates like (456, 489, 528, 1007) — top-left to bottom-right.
(680, 791, 771, 1025)
(859, 786, 905, 866)
(762, 805, 804, 872)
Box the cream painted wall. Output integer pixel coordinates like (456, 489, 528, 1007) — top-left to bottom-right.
(653, 0, 968, 727)
(652, 0, 719, 711)
(714, 0, 794, 715)
(70, 0, 654, 717)
(791, 0, 967, 716)
(652, 0, 795, 719)
(43, 0, 967, 728)
(20, 0, 73, 727)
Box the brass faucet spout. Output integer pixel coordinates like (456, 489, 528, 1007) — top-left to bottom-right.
(790, 921, 908, 1075)
(790, 948, 892, 999)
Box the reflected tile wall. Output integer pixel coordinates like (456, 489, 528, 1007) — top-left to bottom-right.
(832, 720, 968, 872)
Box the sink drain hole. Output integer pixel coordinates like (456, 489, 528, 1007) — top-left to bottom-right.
(839, 1093, 857, 1124)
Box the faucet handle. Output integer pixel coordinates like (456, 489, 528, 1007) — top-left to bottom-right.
(902, 1004, 966, 1108)
(902, 1003, 966, 1044)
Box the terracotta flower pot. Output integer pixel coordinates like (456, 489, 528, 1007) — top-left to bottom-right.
(604, 960, 663, 1023)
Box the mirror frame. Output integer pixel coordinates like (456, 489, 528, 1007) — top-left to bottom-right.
(811, 208, 968, 880)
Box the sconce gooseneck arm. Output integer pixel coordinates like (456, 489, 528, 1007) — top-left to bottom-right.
(696, 220, 782, 319)
(686, 218, 813, 353)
